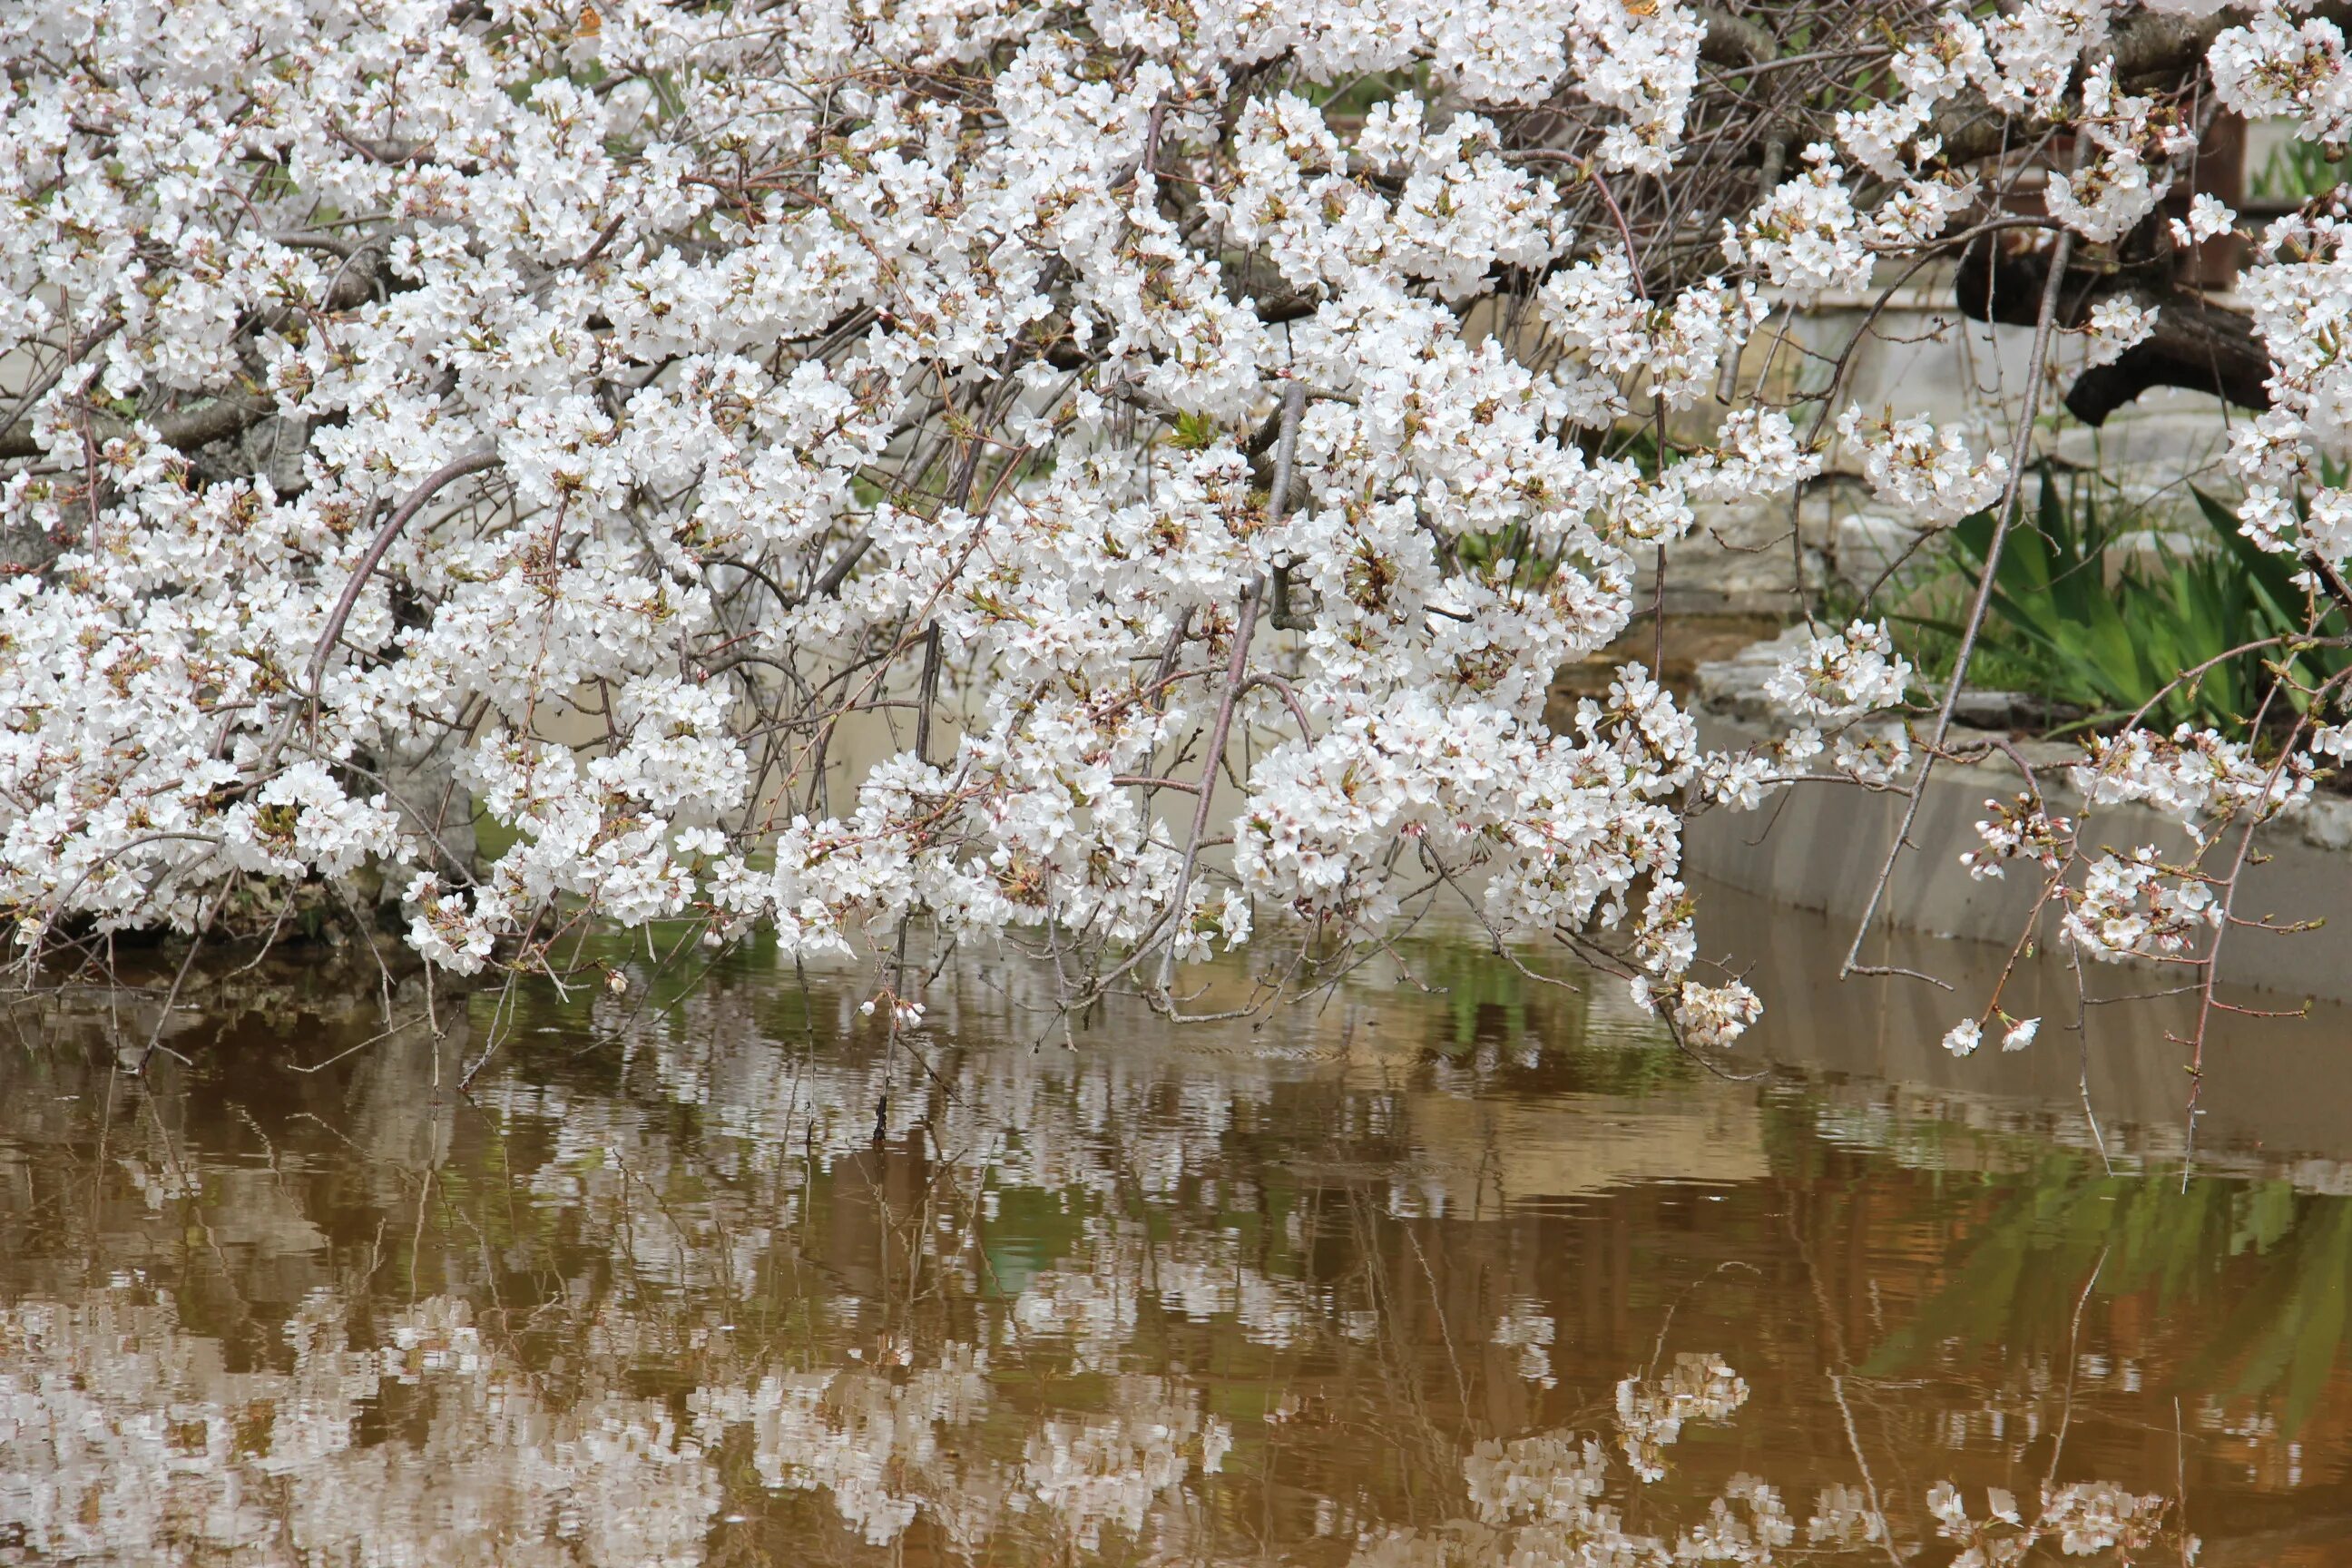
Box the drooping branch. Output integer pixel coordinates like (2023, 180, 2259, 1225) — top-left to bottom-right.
(2067, 305, 2275, 426)
(306, 449, 505, 697)
(1954, 234, 2273, 426)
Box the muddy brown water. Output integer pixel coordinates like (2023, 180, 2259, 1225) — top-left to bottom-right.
(2, 887, 2350, 1564)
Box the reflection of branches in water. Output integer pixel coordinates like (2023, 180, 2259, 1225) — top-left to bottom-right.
(0, 951, 2313, 1564)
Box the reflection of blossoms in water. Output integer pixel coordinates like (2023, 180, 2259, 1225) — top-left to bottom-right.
(0, 950, 2256, 1566)
(1462, 1432, 1609, 1525)
(1154, 1250, 1319, 1348)
(1361, 1386, 1778, 1566)
(1347, 1528, 1463, 1568)
(1492, 1309, 1558, 1387)
(1804, 1483, 1887, 1546)
(1018, 1376, 1230, 1553)
(2042, 1482, 2170, 1556)
(0, 1284, 719, 1567)
(1674, 1475, 1796, 1562)
(0, 1287, 366, 1559)
(1360, 1355, 2186, 1568)
(1011, 1261, 1142, 1373)
(682, 1345, 1232, 1560)
(381, 1295, 492, 1383)
(689, 1344, 999, 1549)
(115, 1156, 202, 1211)
(1614, 1352, 1749, 1483)
(585, 975, 1273, 1207)
(1928, 1478, 2179, 1565)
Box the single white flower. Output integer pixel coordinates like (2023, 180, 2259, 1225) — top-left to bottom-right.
(2171, 191, 2239, 247)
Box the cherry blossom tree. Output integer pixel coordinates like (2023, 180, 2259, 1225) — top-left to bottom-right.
(2, 0, 2347, 1063)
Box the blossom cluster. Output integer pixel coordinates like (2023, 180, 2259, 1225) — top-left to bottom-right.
(2, 0, 2348, 1059)
(2062, 847, 2220, 962)
(1763, 620, 1912, 720)
(1836, 408, 2012, 527)
(1961, 793, 2073, 881)
(0, 0, 1828, 1041)
(2072, 726, 2314, 843)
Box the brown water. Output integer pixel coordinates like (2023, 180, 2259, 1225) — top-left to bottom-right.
(3, 898, 2351, 1565)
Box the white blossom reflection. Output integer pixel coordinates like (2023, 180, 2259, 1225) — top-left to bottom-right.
(0, 938, 2311, 1564)
(0, 1285, 718, 1566)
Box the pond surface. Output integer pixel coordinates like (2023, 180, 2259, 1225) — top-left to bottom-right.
(3, 889, 2351, 1565)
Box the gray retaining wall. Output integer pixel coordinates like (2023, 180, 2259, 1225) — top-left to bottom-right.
(1687, 699, 2352, 1004)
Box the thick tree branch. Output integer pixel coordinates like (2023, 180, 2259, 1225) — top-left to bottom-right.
(1697, 5, 1776, 68)
(0, 393, 277, 463)
(1955, 234, 2272, 426)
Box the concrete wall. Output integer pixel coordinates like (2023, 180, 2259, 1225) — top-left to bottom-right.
(1686, 708, 2352, 1004)
(1655, 294, 2242, 617)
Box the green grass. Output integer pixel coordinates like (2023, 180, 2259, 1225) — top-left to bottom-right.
(1881, 466, 2351, 737)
